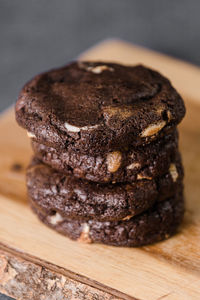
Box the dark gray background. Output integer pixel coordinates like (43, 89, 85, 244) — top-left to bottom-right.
(0, 0, 200, 114)
(0, 296, 13, 300)
(0, 0, 199, 299)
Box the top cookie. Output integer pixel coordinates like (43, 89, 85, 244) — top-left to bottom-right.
(16, 61, 185, 154)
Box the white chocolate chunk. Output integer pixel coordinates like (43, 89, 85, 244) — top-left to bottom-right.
(74, 188, 87, 201)
(169, 163, 178, 182)
(78, 223, 91, 243)
(103, 106, 133, 120)
(87, 65, 114, 74)
(48, 212, 63, 225)
(167, 110, 172, 121)
(122, 215, 134, 221)
(106, 151, 122, 173)
(137, 174, 152, 180)
(27, 131, 36, 138)
(82, 223, 90, 233)
(127, 162, 140, 170)
(64, 122, 99, 132)
(46, 278, 56, 290)
(64, 122, 81, 132)
(81, 124, 99, 131)
(141, 121, 166, 137)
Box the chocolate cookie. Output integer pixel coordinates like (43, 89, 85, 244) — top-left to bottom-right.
(27, 155, 183, 222)
(31, 131, 178, 183)
(30, 192, 184, 247)
(16, 61, 185, 155)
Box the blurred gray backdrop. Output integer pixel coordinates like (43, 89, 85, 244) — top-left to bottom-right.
(0, 0, 200, 110)
(0, 1, 199, 299)
(0, 0, 200, 114)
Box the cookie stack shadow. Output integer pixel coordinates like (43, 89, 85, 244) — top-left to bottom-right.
(15, 62, 186, 247)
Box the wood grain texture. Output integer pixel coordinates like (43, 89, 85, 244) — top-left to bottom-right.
(0, 250, 121, 300)
(0, 40, 200, 300)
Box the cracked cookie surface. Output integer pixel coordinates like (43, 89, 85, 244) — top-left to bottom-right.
(31, 131, 178, 183)
(27, 155, 183, 222)
(16, 61, 185, 154)
(30, 190, 184, 247)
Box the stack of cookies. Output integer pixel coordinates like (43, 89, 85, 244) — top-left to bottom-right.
(15, 61, 186, 247)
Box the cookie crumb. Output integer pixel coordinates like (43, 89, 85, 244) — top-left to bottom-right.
(78, 223, 92, 244)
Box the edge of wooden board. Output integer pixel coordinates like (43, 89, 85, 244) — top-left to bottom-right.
(0, 243, 135, 300)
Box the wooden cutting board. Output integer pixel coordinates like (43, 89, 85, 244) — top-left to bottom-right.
(0, 40, 200, 300)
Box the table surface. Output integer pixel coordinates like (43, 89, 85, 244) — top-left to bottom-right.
(0, 40, 200, 300)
